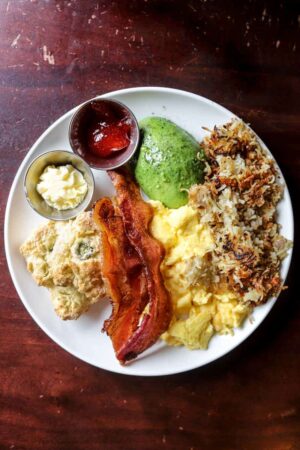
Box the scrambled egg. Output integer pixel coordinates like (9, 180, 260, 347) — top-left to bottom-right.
(149, 201, 250, 350)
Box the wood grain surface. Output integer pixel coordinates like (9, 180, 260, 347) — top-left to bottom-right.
(0, 1, 299, 449)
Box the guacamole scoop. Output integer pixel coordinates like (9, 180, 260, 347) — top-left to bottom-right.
(134, 117, 206, 208)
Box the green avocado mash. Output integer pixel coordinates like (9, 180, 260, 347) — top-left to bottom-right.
(134, 117, 206, 208)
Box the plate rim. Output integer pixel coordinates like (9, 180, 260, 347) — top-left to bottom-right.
(4, 86, 294, 376)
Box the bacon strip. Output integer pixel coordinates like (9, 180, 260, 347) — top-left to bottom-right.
(93, 170, 172, 363)
(108, 170, 172, 362)
(93, 198, 148, 359)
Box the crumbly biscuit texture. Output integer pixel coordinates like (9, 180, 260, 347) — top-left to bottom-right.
(20, 212, 106, 320)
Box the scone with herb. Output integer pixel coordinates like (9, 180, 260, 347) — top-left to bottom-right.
(20, 211, 106, 320)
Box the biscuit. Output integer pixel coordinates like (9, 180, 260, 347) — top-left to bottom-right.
(20, 211, 106, 320)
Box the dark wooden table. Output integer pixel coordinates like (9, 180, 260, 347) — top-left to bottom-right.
(1, 1, 299, 449)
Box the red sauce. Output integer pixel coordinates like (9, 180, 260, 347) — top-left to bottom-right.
(88, 117, 131, 158)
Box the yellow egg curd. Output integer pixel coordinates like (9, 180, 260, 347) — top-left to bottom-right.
(149, 200, 250, 350)
(37, 164, 88, 210)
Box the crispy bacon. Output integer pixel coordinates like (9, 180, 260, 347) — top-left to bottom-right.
(93, 170, 172, 363)
(94, 198, 148, 357)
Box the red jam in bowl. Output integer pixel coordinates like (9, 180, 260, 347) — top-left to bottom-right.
(69, 99, 140, 170)
(88, 117, 131, 158)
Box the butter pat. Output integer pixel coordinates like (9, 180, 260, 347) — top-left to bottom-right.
(37, 164, 88, 210)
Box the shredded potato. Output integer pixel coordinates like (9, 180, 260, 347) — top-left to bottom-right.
(189, 119, 292, 305)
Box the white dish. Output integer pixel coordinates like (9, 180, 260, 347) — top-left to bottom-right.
(4, 87, 294, 376)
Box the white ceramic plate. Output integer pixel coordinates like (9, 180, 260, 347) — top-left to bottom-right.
(5, 87, 294, 376)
